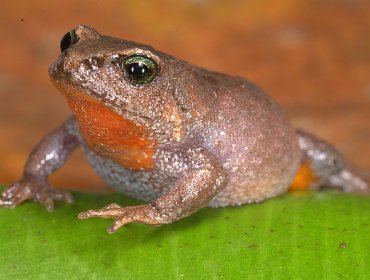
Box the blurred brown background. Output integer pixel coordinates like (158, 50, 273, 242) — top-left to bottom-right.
(0, 0, 369, 191)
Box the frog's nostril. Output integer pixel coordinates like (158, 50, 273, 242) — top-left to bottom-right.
(60, 30, 79, 53)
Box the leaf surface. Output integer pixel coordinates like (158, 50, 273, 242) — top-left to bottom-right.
(1, 187, 369, 280)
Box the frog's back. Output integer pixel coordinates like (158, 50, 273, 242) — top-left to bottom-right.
(192, 71, 301, 206)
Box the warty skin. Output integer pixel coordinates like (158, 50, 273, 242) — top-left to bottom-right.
(0, 26, 368, 233)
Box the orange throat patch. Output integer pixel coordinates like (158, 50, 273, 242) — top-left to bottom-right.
(61, 88, 157, 171)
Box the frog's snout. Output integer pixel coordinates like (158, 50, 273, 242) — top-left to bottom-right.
(48, 54, 67, 81)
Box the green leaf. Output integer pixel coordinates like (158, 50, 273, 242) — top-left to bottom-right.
(0, 186, 369, 279)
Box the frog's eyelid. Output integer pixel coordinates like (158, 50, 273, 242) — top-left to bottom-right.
(112, 49, 161, 65)
(110, 53, 161, 72)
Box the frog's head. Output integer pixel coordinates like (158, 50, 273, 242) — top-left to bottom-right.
(49, 25, 205, 146)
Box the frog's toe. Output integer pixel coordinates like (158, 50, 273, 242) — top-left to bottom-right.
(78, 203, 125, 219)
(328, 167, 370, 194)
(39, 195, 55, 212)
(0, 178, 74, 211)
(49, 188, 74, 203)
(78, 204, 163, 233)
(78, 204, 132, 233)
(38, 187, 74, 212)
(0, 181, 33, 208)
(0, 195, 17, 208)
(107, 218, 131, 234)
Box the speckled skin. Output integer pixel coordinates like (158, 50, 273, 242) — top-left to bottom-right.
(1, 26, 368, 233)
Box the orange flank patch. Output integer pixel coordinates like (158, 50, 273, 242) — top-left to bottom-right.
(61, 88, 157, 170)
(289, 161, 318, 191)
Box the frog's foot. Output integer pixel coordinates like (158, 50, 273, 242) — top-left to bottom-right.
(78, 203, 165, 233)
(0, 177, 74, 211)
(328, 167, 370, 194)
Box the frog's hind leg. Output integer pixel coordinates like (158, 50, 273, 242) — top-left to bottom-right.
(291, 129, 369, 193)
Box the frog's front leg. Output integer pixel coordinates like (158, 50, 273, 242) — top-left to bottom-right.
(0, 117, 79, 211)
(78, 148, 227, 233)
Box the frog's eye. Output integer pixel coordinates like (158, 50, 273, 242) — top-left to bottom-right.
(60, 30, 78, 53)
(122, 55, 159, 84)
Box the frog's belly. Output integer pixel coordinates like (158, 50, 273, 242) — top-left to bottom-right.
(82, 146, 178, 202)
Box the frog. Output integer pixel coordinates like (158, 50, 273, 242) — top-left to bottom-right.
(1, 25, 368, 233)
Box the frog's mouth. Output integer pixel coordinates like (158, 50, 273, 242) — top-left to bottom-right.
(52, 80, 158, 171)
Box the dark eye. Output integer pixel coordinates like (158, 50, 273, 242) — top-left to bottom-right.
(60, 30, 78, 53)
(122, 55, 159, 84)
